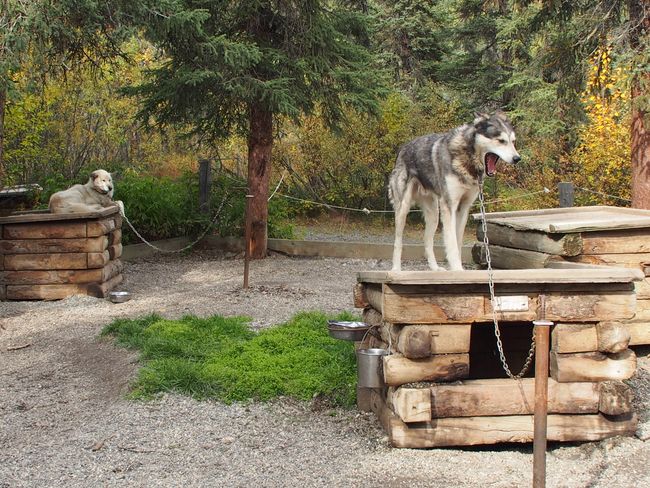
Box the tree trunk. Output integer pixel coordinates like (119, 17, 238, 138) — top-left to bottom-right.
(630, 0, 650, 208)
(0, 86, 6, 187)
(246, 103, 273, 258)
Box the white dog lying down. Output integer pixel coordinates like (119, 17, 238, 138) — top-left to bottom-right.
(49, 169, 124, 215)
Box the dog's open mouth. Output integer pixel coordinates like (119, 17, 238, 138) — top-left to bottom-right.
(485, 152, 499, 177)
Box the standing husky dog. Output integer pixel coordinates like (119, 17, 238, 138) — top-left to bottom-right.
(49, 169, 124, 215)
(389, 111, 520, 271)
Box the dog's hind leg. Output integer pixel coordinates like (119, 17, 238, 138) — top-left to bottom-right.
(455, 192, 476, 266)
(418, 193, 441, 271)
(391, 181, 414, 272)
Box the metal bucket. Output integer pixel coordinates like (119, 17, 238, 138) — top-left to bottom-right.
(356, 348, 389, 388)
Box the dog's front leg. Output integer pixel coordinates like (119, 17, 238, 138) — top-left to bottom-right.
(440, 201, 463, 271)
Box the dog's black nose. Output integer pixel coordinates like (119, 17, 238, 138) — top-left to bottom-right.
(512, 155, 521, 163)
(108, 186, 113, 191)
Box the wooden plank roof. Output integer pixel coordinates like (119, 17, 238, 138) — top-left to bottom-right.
(0, 206, 118, 224)
(357, 267, 644, 285)
(471, 206, 650, 233)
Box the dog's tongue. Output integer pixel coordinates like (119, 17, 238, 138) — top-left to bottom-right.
(485, 153, 499, 176)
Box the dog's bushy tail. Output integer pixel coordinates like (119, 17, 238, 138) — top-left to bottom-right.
(388, 161, 409, 209)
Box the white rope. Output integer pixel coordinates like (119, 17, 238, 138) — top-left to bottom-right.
(575, 186, 631, 203)
(268, 171, 287, 201)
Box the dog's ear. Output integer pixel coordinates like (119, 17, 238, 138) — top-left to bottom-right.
(473, 112, 489, 126)
(90, 170, 99, 181)
(493, 109, 508, 121)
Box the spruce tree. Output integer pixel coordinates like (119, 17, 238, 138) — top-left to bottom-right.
(131, 1, 385, 257)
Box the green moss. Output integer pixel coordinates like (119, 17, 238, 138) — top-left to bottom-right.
(102, 311, 358, 407)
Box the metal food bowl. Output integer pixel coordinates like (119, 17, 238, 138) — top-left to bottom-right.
(327, 321, 371, 342)
(109, 291, 132, 303)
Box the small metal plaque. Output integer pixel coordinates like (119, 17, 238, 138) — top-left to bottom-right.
(494, 295, 529, 312)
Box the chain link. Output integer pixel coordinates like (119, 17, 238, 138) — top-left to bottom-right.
(120, 193, 229, 254)
(478, 179, 536, 379)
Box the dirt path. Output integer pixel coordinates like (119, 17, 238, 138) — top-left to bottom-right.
(1, 252, 648, 487)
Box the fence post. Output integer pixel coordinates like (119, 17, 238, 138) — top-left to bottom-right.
(198, 159, 211, 214)
(558, 182, 574, 208)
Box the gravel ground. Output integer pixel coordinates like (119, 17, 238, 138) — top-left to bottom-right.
(1, 250, 649, 487)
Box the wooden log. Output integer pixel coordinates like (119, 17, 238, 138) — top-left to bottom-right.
(0, 254, 4, 271)
(87, 217, 116, 237)
(87, 250, 110, 268)
(387, 413, 638, 448)
(388, 386, 431, 422)
(379, 323, 472, 357)
(362, 306, 382, 327)
(581, 228, 650, 254)
(624, 320, 650, 346)
(551, 322, 631, 354)
(0, 236, 108, 254)
(382, 353, 469, 386)
(550, 350, 637, 382)
(634, 278, 650, 299)
(108, 243, 123, 260)
(363, 284, 383, 313)
(353, 282, 369, 308)
(2, 221, 87, 239)
(87, 272, 123, 298)
(598, 381, 634, 416)
(4, 253, 88, 270)
(6, 283, 89, 300)
(382, 284, 636, 324)
(566, 252, 650, 268)
(477, 222, 582, 256)
(2, 268, 102, 285)
(113, 213, 123, 230)
(0, 284, 5, 300)
(428, 378, 600, 418)
(109, 228, 122, 245)
(472, 243, 561, 269)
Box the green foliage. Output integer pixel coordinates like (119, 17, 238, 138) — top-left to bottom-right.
(102, 311, 358, 407)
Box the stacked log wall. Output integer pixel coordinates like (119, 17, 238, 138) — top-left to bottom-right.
(354, 273, 640, 448)
(0, 209, 123, 300)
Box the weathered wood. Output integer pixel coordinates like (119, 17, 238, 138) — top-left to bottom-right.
(381, 284, 636, 324)
(551, 322, 631, 353)
(108, 243, 123, 260)
(477, 223, 582, 256)
(4, 253, 88, 270)
(0, 206, 118, 224)
(0, 254, 3, 271)
(550, 350, 637, 382)
(87, 218, 116, 237)
(624, 320, 650, 346)
(388, 387, 431, 422)
(361, 306, 382, 327)
(363, 284, 383, 313)
(6, 283, 88, 300)
(87, 272, 123, 298)
(379, 323, 471, 357)
(389, 379, 601, 422)
(635, 278, 650, 299)
(1, 268, 103, 285)
(430, 378, 600, 418)
(472, 243, 561, 269)
(0, 236, 108, 254)
(382, 353, 469, 386)
(598, 381, 634, 416)
(581, 228, 650, 254)
(109, 228, 122, 245)
(357, 267, 643, 285)
(474, 205, 650, 233)
(353, 282, 369, 308)
(3, 221, 87, 239)
(387, 413, 638, 448)
(0, 284, 5, 300)
(566, 253, 650, 268)
(87, 250, 110, 268)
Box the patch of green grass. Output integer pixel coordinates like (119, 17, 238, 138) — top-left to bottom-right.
(101, 311, 358, 407)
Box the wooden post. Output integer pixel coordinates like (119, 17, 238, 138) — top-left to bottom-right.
(198, 159, 212, 214)
(558, 182, 574, 208)
(533, 319, 553, 488)
(243, 193, 254, 289)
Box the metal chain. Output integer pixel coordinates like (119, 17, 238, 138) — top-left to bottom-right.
(478, 179, 536, 379)
(120, 193, 229, 254)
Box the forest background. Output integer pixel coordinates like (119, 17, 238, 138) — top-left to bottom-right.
(1, 1, 648, 244)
